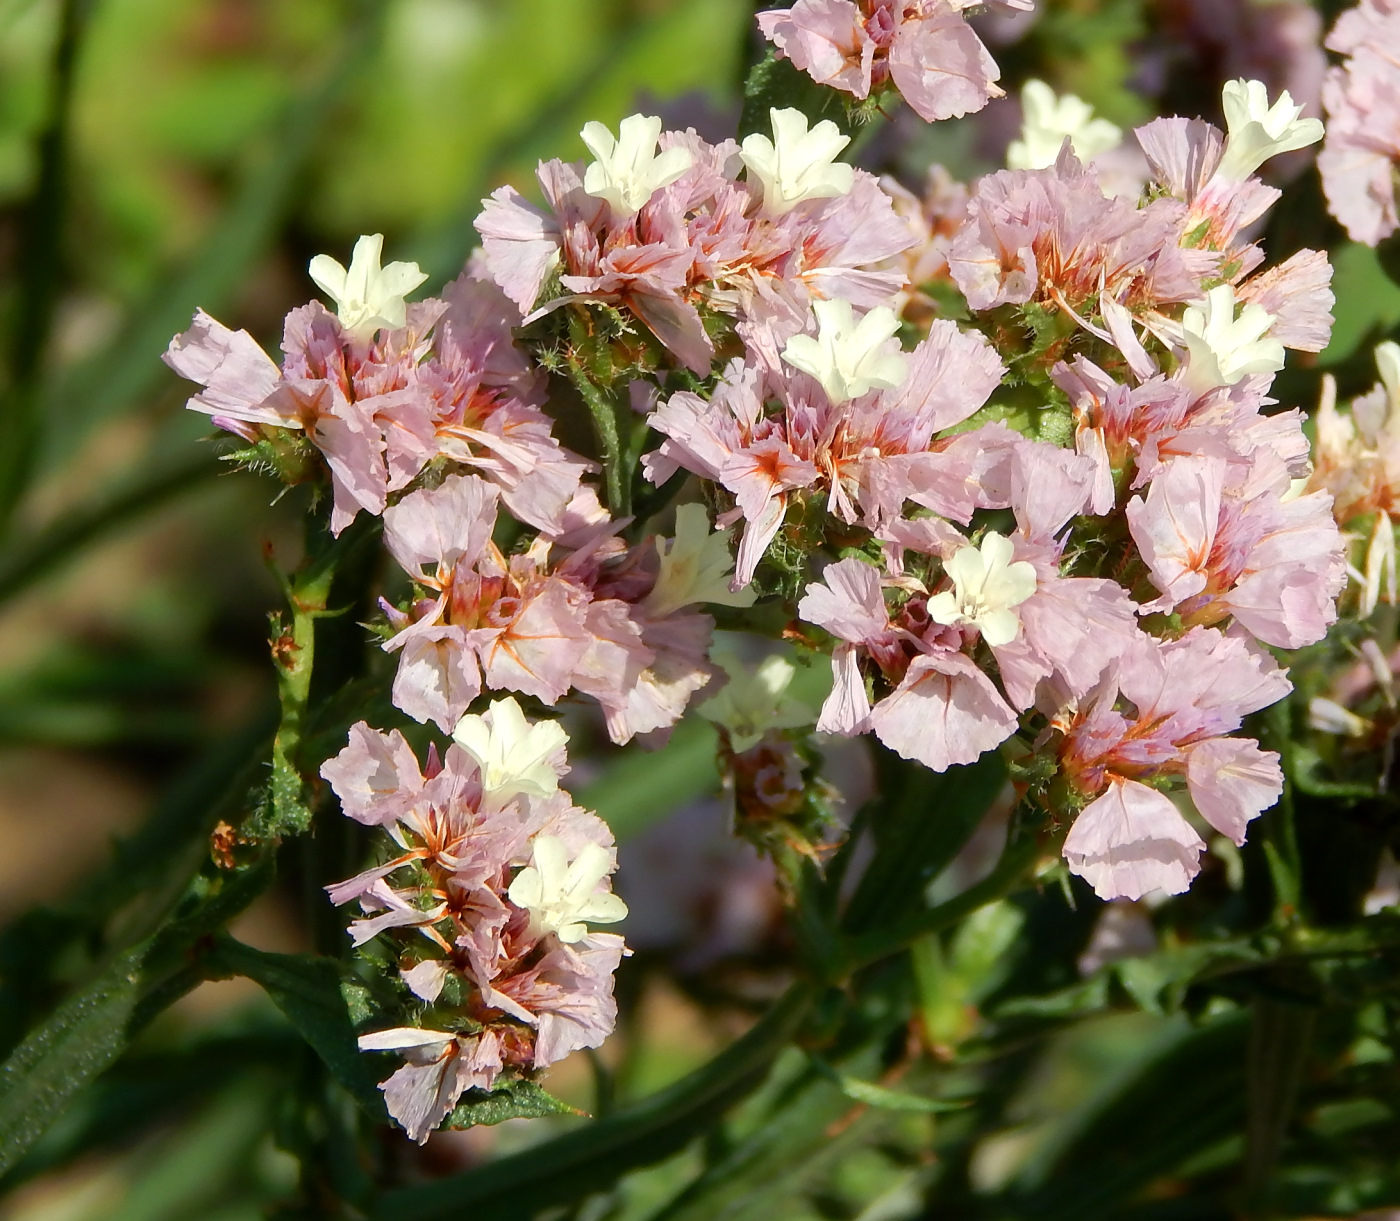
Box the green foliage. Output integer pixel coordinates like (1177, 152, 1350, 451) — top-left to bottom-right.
(445, 1079, 582, 1128)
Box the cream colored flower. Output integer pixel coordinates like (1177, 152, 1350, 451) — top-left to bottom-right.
(581, 114, 692, 215)
(926, 532, 1037, 647)
(1216, 78, 1323, 182)
(1006, 80, 1122, 170)
(452, 697, 568, 802)
(782, 297, 907, 404)
(1180, 284, 1285, 392)
(740, 107, 855, 217)
(644, 504, 757, 618)
(507, 835, 627, 943)
(308, 234, 428, 337)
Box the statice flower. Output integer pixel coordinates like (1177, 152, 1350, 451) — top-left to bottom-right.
(321, 718, 627, 1142)
(1214, 78, 1324, 183)
(1051, 628, 1290, 899)
(739, 107, 855, 217)
(581, 114, 694, 217)
(1318, 0, 1400, 245)
(165, 255, 592, 534)
(474, 110, 914, 373)
(378, 473, 735, 742)
(1308, 343, 1400, 614)
(755, 0, 1020, 123)
(644, 317, 1007, 586)
(307, 233, 429, 339)
(780, 297, 908, 403)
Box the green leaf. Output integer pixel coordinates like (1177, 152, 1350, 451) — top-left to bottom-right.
(446, 1079, 583, 1129)
(812, 1059, 969, 1114)
(35, 0, 389, 467)
(842, 748, 1007, 936)
(1002, 1010, 1250, 1218)
(0, 943, 148, 1177)
(202, 938, 385, 1119)
(738, 51, 851, 140)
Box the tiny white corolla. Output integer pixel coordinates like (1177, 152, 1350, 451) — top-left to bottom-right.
(781, 297, 907, 404)
(926, 532, 1037, 647)
(581, 114, 693, 216)
(740, 106, 855, 217)
(507, 835, 628, 944)
(1006, 80, 1123, 171)
(1180, 284, 1286, 392)
(452, 696, 569, 803)
(1215, 79, 1324, 183)
(698, 648, 816, 752)
(643, 503, 757, 618)
(308, 234, 428, 338)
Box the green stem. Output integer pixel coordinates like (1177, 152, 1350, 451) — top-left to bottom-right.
(566, 356, 628, 516)
(262, 517, 375, 838)
(844, 836, 1042, 973)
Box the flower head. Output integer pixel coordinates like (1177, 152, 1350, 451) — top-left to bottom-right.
(1216, 78, 1324, 182)
(451, 696, 569, 802)
(926, 532, 1037, 647)
(740, 106, 855, 217)
(580, 114, 693, 216)
(1180, 284, 1286, 392)
(781, 297, 907, 404)
(1006, 79, 1123, 170)
(644, 504, 758, 617)
(307, 234, 428, 338)
(507, 835, 628, 943)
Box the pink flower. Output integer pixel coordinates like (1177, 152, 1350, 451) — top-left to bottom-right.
(1126, 452, 1346, 648)
(1316, 0, 1400, 244)
(757, 0, 1009, 122)
(325, 724, 628, 1144)
(1052, 626, 1290, 898)
(868, 649, 1019, 770)
(1062, 777, 1206, 902)
(947, 153, 1210, 322)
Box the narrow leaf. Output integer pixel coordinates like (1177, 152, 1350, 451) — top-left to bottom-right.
(446, 1079, 582, 1129)
(203, 938, 385, 1119)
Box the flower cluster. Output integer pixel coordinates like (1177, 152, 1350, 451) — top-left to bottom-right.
(163, 4, 1356, 1131)
(1309, 343, 1400, 615)
(321, 699, 627, 1142)
(755, 0, 1028, 122)
(1318, 0, 1400, 246)
(475, 107, 915, 372)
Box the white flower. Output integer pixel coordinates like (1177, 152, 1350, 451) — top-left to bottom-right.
(781, 297, 907, 404)
(1377, 340, 1400, 408)
(1215, 79, 1324, 183)
(643, 504, 758, 618)
(581, 114, 693, 216)
(926, 532, 1037, 647)
(507, 835, 627, 944)
(740, 106, 855, 217)
(1308, 696, 1369, 737)
(452, 696, 568, 802)
(307, 234, 428, 338)
(698, 647, 816, 752)
(1180, 284, 1285, 392)
(1006, 80, 1122, 171)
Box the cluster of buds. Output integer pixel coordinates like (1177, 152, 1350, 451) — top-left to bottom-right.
(161, 0, 1372, 1140)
